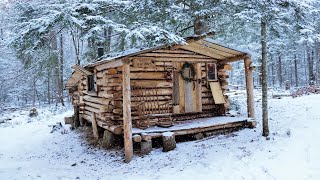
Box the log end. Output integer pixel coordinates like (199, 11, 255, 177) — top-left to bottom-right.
(247, 121, 257, 129)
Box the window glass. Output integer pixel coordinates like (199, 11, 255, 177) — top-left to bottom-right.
(207, 63, 217, 81)
(87, 75, 95, 92)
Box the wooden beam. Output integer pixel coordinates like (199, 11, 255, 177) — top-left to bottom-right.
(198, 40, 243, 56)
(222, 54, 247, 63)
(137, 53, 212, 59)
(91, 112, 99, 139)
(132, 56, 217, 63)
(95, 59, 125, 71)
(244, 57, 255, 118)
(122, 63, 133, 163)
(72, 64, 92, 75)
(180, 42, 226, 60)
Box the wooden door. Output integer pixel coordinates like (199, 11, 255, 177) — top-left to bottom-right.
(173, 62, 202, 113)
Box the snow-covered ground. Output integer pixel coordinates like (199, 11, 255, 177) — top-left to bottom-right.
(0, 94, 320, 180)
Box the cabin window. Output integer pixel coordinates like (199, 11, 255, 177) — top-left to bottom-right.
(87, 74, 96, 92)
(207, 63, 217, 81)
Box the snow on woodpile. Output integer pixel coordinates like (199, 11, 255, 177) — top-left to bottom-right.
(291, 86, 320, 98)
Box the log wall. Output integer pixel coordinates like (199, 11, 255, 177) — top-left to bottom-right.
(69, 48, 231, 130)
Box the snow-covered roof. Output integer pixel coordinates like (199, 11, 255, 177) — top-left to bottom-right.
(86, 35, 250, 68)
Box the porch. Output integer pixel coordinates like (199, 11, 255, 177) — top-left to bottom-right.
(132, 116, 256, 138)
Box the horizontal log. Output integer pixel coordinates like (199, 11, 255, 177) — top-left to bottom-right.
(84, 105, 101, 114)
(202, 98, 215, 105)
(127, 67, 168, 72)
(95, 59, 124, 71)
(202, 105, 218, 110)
(131, 80, 172, 88)
(96, 79, 108, 86)
(152, 49, 196, 54)
(130, 72, 166, 80)
(83, 95, 109, 105)
(84, 101, 112, 113)
(105, 74, 122, 78)
(83, 91, 98, 97)
(100, 86, 122, 91)
(82, 114, 122, 134)
(105, 82, 122, 87)
(107, 78, 122, 83)
(98, 91, 114, 98)
(84, 110, 111, 121)
(137, 52, 212, 59)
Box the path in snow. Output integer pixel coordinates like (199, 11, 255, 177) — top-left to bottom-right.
(0, 95, 319, 180)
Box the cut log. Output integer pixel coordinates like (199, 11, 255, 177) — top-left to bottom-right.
(133, 134, 142, 142)
(162, 132, 176, 152)
(247, 121, 257, 129)
(102, 130, 114, 149)
(140, 140, 152, 154)
(106, 125, 123, 135)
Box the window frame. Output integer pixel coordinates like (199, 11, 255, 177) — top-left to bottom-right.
(207, 63, 218, 81)
(87, 74, 96, 92)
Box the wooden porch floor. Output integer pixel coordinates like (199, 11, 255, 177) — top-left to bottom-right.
(132, 116, 254, 138)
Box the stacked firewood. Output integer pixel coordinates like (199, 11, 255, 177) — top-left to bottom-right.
(292, 86, 320, 98)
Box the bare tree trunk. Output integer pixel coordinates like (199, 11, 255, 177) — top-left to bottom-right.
(59, 34, 65, 106)
(71, 27, 80, 65)
(50, 31, 60, 105)
(278, 55, 283, 88)
(32, 76, 36, 107)
(261, 17, 269, 137)
(317, 44, 320, 85)
(290, 59, 293, 86)
(47, 71, 50, 104)
(271, 57, 275, 87)
(105, 26, 112, 53)
(303, 49, 308, 85)
(307, 47, 315, 86)
(294, 54, 298, 87)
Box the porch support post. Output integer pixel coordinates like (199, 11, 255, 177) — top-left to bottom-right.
(195, 63, 202, 112)
(244, 56, 255, 118)
(122, 62, 133, 162)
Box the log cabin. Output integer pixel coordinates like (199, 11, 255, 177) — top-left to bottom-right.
(65, 34, 256, 162)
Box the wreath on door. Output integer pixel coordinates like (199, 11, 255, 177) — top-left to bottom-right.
(180, 62, 195, 82)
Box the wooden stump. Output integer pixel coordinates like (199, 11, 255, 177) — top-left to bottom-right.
(162, 132, 176, 152)
(141, 133, 152, 141)
(64, 116, 74, 124)
(79, 115, 85, 126)
(194, 133, 204, 140)
(102, 130, 115, 149)
(140, 140, 152, 154)
(74, 106, 80, 128)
